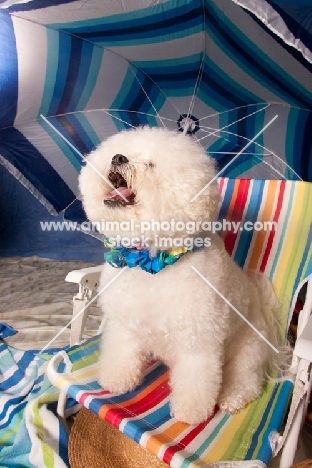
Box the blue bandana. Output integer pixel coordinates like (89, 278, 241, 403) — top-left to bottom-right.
(104, 237, 197, 274)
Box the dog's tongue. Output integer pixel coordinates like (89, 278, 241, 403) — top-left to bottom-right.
(104, 187, 133, 201)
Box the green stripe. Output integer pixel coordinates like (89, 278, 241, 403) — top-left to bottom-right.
(221, 382, 280, 460)
(277, 184, 310, 321)
(68, 335, 100, 360)
(71, 350, 100, 372)
(33, 394, 60, 468)
(221, 386, 269, 459)
(250, 385, 283, 457)
(281, 184, 310, 300)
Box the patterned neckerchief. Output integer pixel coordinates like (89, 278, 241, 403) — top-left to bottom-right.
(103, 237, 199, 274)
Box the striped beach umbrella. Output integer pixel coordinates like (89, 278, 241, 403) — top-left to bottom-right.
(0, 0, 311, 217)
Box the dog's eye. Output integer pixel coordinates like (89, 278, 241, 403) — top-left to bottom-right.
(149, 162, 155, 168)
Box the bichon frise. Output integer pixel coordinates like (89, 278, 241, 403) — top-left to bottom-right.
(79, 126, 279, 425)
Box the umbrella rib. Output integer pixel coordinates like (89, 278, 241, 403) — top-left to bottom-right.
(129, 64, 167, 129)
(190, 114, 278, 202)
(196, 105, 270, 141)
(184, 53, 205, 136)
(100, 109, 137, 129)
(184, 0, 206, 136)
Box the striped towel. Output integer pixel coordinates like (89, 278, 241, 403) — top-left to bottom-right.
(48, 178, 312, 467)
(0, 343, 69, 468)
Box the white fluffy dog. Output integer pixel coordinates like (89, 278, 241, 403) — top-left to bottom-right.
(79, 126, 278, 425)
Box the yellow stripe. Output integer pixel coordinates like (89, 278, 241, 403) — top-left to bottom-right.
(273, 183, 309, 299)
(145, 421, 189, 456)
(203, 408, 249, 461)
(54, 367, 99, 388)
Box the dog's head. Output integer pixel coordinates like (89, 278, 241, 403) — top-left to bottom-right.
(79, 126, 221, 243)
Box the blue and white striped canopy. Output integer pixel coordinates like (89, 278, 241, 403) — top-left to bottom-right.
(0, 0, 311, 215)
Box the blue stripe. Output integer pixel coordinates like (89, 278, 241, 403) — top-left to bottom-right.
(39, 27, 60, 118)
(52, 1, 203, 44)
(56, 35, 83, 115)
(0, 11, 18, 128)
(48, 33, 71, 116)
(245, 383, 280, 459)
(0, 402, 27, 438)
(111, 68, 165, 124)
(234, 180, 265, 268)
(266, 2, 312, 52)
(254, 381, 293, 463)
(207, 2, 312, 108)
(292, 222, 312, 299)
(247, 5, 312, 75)
(0, 127, 76, 212)
(55, 115, 92, 156)
(76, 45, 103, 110)
(0, 397, 27, 426)
(136, 57, 203, 92)
(67, 40, 94, 111)
(73, 113, 102, 149)
(218, 179, 235, 221)
(201, 61, 257, 108)
(6, 0, 76, 12)
(0, 378, 44, 430)
(301, 112, 312, 181)
(86, 364, 168, 414)
(292, 110, 310, 180)
(124, 404, 171, 443)
(39, 117, 82, 172)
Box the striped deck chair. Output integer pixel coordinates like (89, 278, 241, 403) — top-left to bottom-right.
(47, 178, 312, 468)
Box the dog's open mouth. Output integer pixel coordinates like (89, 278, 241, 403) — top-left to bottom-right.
(104, 171, 135, 207)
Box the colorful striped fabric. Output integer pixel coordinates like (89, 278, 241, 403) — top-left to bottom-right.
(0, 343, 69, 467)
(48, 178, 312, 467)
(0, 0, 312, 216)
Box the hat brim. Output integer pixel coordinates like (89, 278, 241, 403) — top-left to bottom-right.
(69, 407, 166, 468)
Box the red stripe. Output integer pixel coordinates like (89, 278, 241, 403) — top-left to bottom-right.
(162, 406, 219, 464)
(224, 179, 251, 256)
(80, 389, 111, 406)
(260, 181, 285, 272)
(104, 381, 171, 427)
(218, 177, 225, 194)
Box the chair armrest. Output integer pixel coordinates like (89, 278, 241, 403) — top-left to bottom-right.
(294, 314, 312, 362)
(65, 265, 103, 290)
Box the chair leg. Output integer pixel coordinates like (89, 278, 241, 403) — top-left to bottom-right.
(70, 285, 93, 346)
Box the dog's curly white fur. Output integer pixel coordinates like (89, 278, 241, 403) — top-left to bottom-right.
(79, 126, 279, 425)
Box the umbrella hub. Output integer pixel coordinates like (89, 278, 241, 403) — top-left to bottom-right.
(177, 114, 200, 135)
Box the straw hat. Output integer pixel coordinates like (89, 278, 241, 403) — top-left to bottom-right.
(291, 462, 312, 468)
(69, 407, 167, 468)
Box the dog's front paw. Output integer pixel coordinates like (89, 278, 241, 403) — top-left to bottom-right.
(218, 385, 261, 414)
(170, 393, 217, 425)
(98, 363, 143, 394)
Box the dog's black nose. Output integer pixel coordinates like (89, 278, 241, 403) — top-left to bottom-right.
(112, 154, 129, 165)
